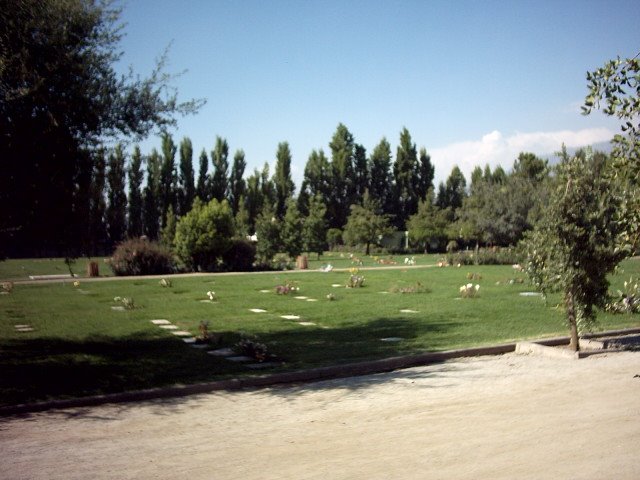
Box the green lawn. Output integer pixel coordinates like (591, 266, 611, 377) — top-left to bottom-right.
(0, 257, 112, 280)
(1, 258, 638, 406)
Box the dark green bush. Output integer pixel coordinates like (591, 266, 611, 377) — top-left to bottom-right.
(109, 238, 174, 276)
(222, 238, 256, 272)
(445, 247, 523, 266)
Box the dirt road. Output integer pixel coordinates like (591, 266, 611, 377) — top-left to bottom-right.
(1, 351, 639, 479)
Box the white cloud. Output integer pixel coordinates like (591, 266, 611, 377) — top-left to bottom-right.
(430, 127, 614, 185)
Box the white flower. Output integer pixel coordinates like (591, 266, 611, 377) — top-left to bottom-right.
(207, 291, 216, 300)
(459, 285, 466, 292)
(475, 284, 480, 291)
(466, 283, 473, 289)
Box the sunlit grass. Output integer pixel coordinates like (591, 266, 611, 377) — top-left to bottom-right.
(1, 257, 638, 406)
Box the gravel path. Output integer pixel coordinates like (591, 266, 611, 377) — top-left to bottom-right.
(1, 350, 639, 479)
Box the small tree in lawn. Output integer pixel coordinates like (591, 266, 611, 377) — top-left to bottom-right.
(303, 194, 327, 259)
(523, 149, 625, 351)
(281, 197, 303, 258)
(343, 190, 392, 255)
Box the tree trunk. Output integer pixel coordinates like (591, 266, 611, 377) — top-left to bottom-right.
(566, 291, 580, 352)
(365, 242, 370, 256)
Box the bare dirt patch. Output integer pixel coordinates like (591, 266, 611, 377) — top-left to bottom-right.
(1, 351, 638, 479)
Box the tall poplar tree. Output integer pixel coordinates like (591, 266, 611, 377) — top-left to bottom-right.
(106, 144, 127, 248)
(210, 136, 229, 202)
(159, 132, 177, 227)
(89, 149, 107, 254)
(273, 141, 295, 218)
(393, 127, 419, 229)
(127, 145, 144, 238)
(369, 138, 394, 217)
(353, 143, 370, 202)
(416, 147, 435, 202)
(299, 149, 331, 216)
(328, 123, 355, 228)
(177, 137, 195, 215)
(261, 162, 276, 210)
(245, 169, 264, 233)
(143, 148, 162, 240)
(196, 149, 209, 201)
(303, 194, 328, 259)
(229, 149, 247, 215)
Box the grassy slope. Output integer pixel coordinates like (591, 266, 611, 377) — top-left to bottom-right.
(1, 258, 638, 406)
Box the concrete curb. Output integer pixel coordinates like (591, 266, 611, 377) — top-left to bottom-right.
(2, 327, 639, 417)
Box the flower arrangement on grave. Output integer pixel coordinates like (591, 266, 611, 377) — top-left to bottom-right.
(159, 278, 172, 288)
(113, 296, 135, 309)
(606, 277, 640, 314)
(466, 272, 482, 280)
(459, 284, 480, 298)
(2, 281, 14, 293)
(347, 268, 365, 288)
(275, 281, 299, 295)
(196, 320, 221, 345)
(234, 336, 269, 362)
(206, 291, 217, 301)
(326, 293, 336, 301)
(73, 281, 80, 288)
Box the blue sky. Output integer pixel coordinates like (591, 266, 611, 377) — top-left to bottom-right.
(116, 0, 640, 187)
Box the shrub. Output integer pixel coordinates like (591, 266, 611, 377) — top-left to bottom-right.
(445, 247, 523, 266)
(327, 228, 343, 250)
(109, 238, 174, 276)
(222, 238, 256, 272)
(174, 198, 235, 271)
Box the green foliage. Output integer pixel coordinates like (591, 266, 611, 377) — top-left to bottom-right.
(583, 54, 640, 255)
(221, 238, 256, 272)
(229, 149, 247, 215)
(328, 123, 356, 228)
(159, 132, 177, 228)
(127, 146, 144, 238)
(106, 144, 128, 248)
(407, 189, 450, 252)
(369, 138, 394, 216)
(196, 149, 209, 201)
(174, 198, 235, 271)
(160, 205, 177, 251)
(327, 228, 343, 250)
(210, 136, 229, 202)
(393, 127, 419, 228)
(523, 149, 625, 350)
(109, 238, 174, 276)
(303, 195, 328, 257)
(281, 198, 303, 258)
(456, 158, 549, 247)
(143, 149, 162, 240)
(234, 195, 251, 238)
(0, 0, 203, 256)
(177, 137, 195, 216)
(436, 166, 467, 214)
(583, 54, 640, 166)
(273, 142, 295, 219)
(254, 203, 281, 266)
(343, 191, 392, 255)
(446, 247, 522, 266)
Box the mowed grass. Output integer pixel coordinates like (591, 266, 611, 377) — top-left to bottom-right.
(0, 257, 112, 280)
(1, 258, 638, 406)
